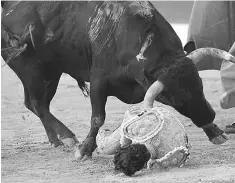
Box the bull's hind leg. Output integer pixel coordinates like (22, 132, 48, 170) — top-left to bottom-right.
(76, 71, 108, 160)
(23, 85, 62, 147)
(8, 56, 78, 147)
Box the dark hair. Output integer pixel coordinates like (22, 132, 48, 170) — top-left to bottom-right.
(113, 144, 151, 176)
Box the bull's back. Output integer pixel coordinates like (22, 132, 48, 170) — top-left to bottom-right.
(88, 1, 184, 68)
(115, 1, 184, 70)
(2, 1, 184, 75)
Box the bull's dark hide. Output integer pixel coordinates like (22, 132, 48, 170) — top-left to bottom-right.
(1, 1, 225, 158)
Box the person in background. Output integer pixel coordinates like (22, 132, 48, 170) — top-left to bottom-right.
(185, 1, 235, 134)
(220, 43, 235, 134)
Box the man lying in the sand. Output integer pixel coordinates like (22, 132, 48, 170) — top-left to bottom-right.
(95, 87, 190, 176)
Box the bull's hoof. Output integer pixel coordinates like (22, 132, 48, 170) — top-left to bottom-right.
(48, 137, 63, 147)
(202, 123, 229, 145)
(74, 147, 92, 161)
(74, 146, 82, 160)
(74, 137, 96, 161)
(210, 133, 228, 144)
(224, 123, 235, 134)
(60, 136, 79, 147)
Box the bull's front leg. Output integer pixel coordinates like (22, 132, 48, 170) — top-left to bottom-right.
(76, 73, 108, 160)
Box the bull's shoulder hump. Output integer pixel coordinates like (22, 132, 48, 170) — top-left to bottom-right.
(87, 1, 156, 42)
(88, 1, 125, 43)
(127, 1, 155, 19)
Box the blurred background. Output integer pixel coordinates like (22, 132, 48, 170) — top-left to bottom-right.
(152, 1, 194, 46)
(152, 1, 194, 24)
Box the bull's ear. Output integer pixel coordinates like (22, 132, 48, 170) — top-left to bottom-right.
(184, 41, 196, 55)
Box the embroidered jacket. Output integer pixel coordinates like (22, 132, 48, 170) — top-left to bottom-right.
(96, 105, 190, 168)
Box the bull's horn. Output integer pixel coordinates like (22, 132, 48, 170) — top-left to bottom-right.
(187, 48, 235, 65)
(143, 80, 164, 109)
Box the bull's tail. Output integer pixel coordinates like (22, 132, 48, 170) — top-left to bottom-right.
(77, 80, 90, 98)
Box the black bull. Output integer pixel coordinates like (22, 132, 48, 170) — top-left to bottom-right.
(1, 1, 228, 159)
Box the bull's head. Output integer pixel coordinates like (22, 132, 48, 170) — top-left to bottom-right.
(144, 46, 235, 107)
(143, 47, 234, 144)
